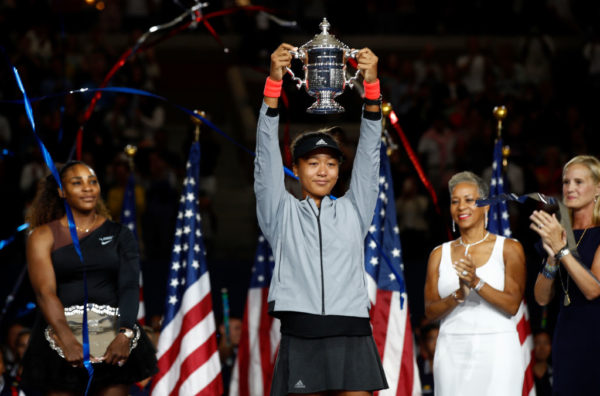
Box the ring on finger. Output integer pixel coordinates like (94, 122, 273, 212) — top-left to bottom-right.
(461, 270, 468, 276)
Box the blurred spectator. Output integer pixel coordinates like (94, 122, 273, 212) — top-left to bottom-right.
(533, 329, 553, 396)
(135, 95, 166, 145)
(456, 36, 491, 96)
(0, 350, 17, 396)
(396, 176, 430, 258)
(382, 57, 417, 119)
(1, 322, 24, 378)
(0, 113, 12, 146)
(19, 147, 45, 201)
(583, 31, 600, 93)
(103, 93, 134, 148)
(519, 27, 555, 86)
(140, 149, 179, 318)
(533, 145, 564, 197)
(12, 328, 30, 378)
(218, 317, 243, 395)
(413, 44, 443, 88)
(417, 322, 439, 395)
(105, 154, 146, 235)
(417, 111, 457, 193)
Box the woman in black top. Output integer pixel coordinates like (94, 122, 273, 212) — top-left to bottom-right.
(21, 161, 157, 395)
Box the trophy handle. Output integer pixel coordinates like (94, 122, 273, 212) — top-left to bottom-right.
(287, 49, 306, 89)
(344, 49, 361, 89)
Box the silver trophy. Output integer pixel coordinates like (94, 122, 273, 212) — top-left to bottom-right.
(286, 18, 360, 114)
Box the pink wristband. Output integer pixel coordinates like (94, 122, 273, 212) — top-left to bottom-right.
(363, 79, 380, 100)
(264, 77, 283, 98)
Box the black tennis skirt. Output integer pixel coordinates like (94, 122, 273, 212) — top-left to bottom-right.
(270, 334, 388, 396)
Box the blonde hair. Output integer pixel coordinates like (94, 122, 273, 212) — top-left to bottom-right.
(563, 155, 600, 225)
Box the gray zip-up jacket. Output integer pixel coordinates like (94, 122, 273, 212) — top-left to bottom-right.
(254, 102, 381, 318)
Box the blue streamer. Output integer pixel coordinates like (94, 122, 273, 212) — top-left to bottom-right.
(11, 66, 95, 394)
(0, 223, 29, 251)
(4, 85, 403, 292)
(2, 86, 298, 178)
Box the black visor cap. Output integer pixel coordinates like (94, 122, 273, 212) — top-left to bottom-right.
(292, 133, 343, 162)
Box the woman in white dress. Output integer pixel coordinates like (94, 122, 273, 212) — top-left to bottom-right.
(424, 171, 526, 396)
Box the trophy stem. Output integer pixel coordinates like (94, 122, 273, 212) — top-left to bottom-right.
(306, 91, 345, 114)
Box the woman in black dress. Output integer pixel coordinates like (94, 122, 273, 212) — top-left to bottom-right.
(21, 161, 157, 395)
(530, 155, 600, 395)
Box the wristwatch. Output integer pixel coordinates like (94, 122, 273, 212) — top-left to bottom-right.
(119, 328, 134, 339)
(554, 247, 571, 262)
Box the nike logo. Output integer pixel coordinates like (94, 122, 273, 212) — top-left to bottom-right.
(99, 236, 114, 246)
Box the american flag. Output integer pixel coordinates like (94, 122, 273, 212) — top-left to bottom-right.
(487, 138, 535, 396)
(120, 172, 146, 325)
(228, 233, 280, 396)
(151, 142, 223, 396)
(365, 144, 421, 396)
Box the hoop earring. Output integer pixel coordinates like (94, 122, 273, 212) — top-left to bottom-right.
(452, 220, 456, 233)
(485, 212, 488, 229)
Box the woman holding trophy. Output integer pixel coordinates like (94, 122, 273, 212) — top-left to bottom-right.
(20, 161, 157, 395)
(424, 171, 526, 395)
(255, 42, 388, 396)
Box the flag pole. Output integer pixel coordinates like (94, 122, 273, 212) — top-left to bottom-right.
(124, 144, 138, 171)
(192, 109, 206, 142)
(493, 105, 507, 141)
(493, 105, 511, 170)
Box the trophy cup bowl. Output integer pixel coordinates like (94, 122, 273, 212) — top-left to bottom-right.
(286, 18, 360, 114)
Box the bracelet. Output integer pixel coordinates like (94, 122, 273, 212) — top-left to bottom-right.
(554, 245, 571, 262)
(263, 77, 283, 98)
(541, 260, 559, 279)
(473, 279, 485, 292)
(363, 78, 380, 100)
(452, 291, 464, 304)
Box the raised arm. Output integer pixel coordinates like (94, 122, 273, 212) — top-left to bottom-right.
(454, 238, 526, 316)
(254, 43, 294, 240)
(346, 48, 382, 232)
(26, 226, 84, 366)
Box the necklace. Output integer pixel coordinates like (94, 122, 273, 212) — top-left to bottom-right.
(76, 213, 97, 233)
(558, 227, 588, 306)
(457, 232, 490, 256)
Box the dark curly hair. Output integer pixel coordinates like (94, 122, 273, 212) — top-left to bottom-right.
(26, 161, 111, 229)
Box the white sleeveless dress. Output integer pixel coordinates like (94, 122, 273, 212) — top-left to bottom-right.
(433, 236, 524, 396)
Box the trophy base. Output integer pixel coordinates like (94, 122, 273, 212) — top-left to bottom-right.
(306, 100, 345, 114)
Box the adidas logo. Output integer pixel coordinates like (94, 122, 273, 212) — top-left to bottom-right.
(294, 380, 306, 389)
(315, 139, 327, 146)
